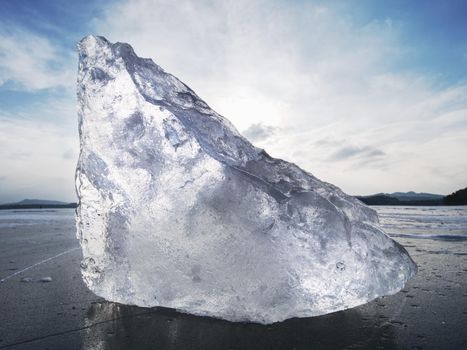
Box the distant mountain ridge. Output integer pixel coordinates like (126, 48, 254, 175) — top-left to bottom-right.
(387, 192, 444, 201)
(0, 199, 77, 210)
(14, 199, 69, 205)
(444, 187, 467, 205)
(357, 189, 466, 206)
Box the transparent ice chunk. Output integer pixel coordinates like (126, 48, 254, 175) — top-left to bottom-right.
(76, 35, 416, 324)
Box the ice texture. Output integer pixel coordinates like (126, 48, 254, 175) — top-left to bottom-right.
(76, 35, 417, 324)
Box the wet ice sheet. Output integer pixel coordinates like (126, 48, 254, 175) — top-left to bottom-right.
(0, 207, 465, 349)
(376, 206, 467, 240)
(0, 209, 75, 229)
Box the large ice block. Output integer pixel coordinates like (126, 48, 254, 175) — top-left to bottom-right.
(76, 35, 416, 324)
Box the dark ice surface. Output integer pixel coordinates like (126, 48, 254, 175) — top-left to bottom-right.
(0, 207, 466, 350)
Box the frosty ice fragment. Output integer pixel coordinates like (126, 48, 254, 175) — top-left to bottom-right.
(76, 35, 417, 324)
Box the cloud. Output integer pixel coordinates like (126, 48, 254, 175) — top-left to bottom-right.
(7, 151, 32, 160)
(91, 0, 467, 195)
(242, 123, 278, 142)
(0, 24, 74, 91)
(329, 145, 385, 161)
(0, 20, 82, 202)
(62, 148, 76, 160)
(0, 116, 78, 203)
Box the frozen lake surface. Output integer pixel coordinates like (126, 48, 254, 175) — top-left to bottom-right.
(0, 209, 75, 229)
(376, 206, 467, 241)
(0, 206, 466, 349)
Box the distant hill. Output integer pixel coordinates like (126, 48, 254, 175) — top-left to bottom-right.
(357, 189, 466, 206)
(14, 199, 69, 205)
(0, 199, 77, 210)
(444, 187, 467, 205)
(388, 192, 444, 202)
(355, 194, 401, 206)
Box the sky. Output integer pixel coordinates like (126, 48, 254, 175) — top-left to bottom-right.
(0, 0, 466, 203)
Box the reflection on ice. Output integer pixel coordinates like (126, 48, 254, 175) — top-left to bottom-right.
(81, 302, 399, 350)
(376, 206, 467, 238)
(388, 233, 467, 241)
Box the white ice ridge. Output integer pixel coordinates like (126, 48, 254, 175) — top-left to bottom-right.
(76, 35, 416, 324)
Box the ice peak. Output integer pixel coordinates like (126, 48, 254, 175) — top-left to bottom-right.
(78, 35, 259, 166)
(77, 35, 109, 56)
(77, 35, 141, 64)
(78, 34, 109, 47)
